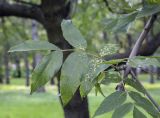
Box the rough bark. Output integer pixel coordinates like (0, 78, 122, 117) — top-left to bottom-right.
(63, 90, 89, 118)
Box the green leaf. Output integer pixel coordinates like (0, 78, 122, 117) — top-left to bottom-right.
(97, 72, 106, 82)
(95, 83, 105, 97)
(94, 91, 127, 117)
(101, 71, 122, 85)
(129, 91, 160, 117)
(137, 5, 160, 18)
(113, 12, 138, 32)
(99, 44, 119, 57)
(60, 52, 89, 106)
(103, 12, 138, 33)
(128, 56, 160, 68)
(133, 107, 147, 118)
(31, 51, 63, 94)
(80, 80, 93, 97)
(125, 79, 146, 94)
(9, 40, 59, 52)
(61, 20, 87, 49)
(80, 72, 105, 97)
(86, 57, 109, 82)
(146, 0, 160, 4)
(103, 19, 118, 32)
(112, 103, 134, 118)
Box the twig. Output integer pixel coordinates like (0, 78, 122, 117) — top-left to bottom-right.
(117, 14, 160, 111)
(124, 14, 157, 77)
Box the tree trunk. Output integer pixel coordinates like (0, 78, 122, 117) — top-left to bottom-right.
(40, 1, 89, 117)
(50, 78, 55, 85)
(127, 33, 132, 51)
(4, 44, 10, 84)
(63, 90, 89, 118)
(14, 54, 21, 78)
(149, 66, 154, 84)
(157, 67, 160, 80)
(0, 69, 3, 84)
(0, 62, 3, 84)
(45, 23, 89, 118)
(24, 52, 30, 86)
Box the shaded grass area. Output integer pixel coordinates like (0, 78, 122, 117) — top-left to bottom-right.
(0, 75, 160, 118)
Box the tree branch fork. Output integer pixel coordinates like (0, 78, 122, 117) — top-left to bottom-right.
(116, 14, 160, 112)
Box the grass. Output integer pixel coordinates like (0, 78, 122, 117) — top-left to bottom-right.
(0, 75, 160, 118)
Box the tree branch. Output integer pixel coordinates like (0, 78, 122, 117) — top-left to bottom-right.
(123, 14, 157, 78)
(128, 15, 157, 59)
(13, 0, 39, 7)
(115, 14, 160, 112)
(105, 32, 160, 61)
(0, 1, 44, 23)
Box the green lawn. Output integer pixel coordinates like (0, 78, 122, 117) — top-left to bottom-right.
(0, 75, 160, 118)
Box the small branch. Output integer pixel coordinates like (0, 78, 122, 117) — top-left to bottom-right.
(116, 14, 160, 111)
(124, 14, 157, 77)
(105, 32, 160, 61)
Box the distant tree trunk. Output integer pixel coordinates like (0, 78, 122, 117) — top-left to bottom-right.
(149, 66, 154, 84)
(32, 20, 45, 92)
(14, 54, 21, 78)
(157, 67, 160, 80)
(115, 34, 123, 49)
(0, 77, 3, 84)
(4, 44, 10, 84)
(127, 33, 132, 51)
(24, 52, 30, 86)
(0, 68, 3, 84)
(50, 78, 55, 85)
(102, 31, 108, 42)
